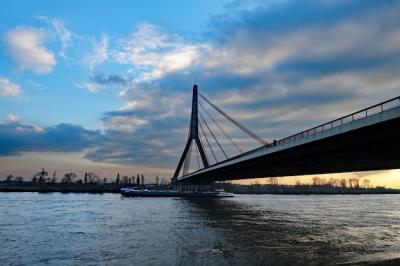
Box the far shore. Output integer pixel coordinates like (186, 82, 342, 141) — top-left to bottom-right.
(1, 181, 400, 195)
(0, 181, 121, 193)
(222, 183, 400, 195)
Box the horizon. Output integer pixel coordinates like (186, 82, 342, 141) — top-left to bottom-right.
(1, 0, 400, 188)
(2, 168, 397, 190)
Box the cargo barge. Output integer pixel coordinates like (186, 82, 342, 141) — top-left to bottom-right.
(120, 187, 234, 198)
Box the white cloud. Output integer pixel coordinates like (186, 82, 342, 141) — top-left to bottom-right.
(6, 27, 56, 74)
(0, 77, 22, 97)
(118, 86, 190, 119)
(83, 35, 109, 69)
(6, 113, 19, 122)
(0, 114, 43, 133)
(77, 82, 106, 93)
(203, 36, 295, 75)
(37, 16, 72, 58)
(103, 115, 148, 132)
(115, 23, 207, 81)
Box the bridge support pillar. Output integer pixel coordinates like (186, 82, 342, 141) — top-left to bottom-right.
(171, 84, 209, 187)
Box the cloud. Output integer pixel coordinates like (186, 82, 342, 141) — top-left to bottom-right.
(77, 72, 129, 93)
(0, 118, 183, 167)
(77, 81, 106, 93)
(6, 113, 19, 122)
(91, 73, 129, 86)
(3, 0, 400, 173)
(114, 23, 208, 81)
(5, 26, 56, 74)
(0, 77, 22, 97)
(0, 122, 100, 156)
(84, 115, 188, 166)
(201, 1, 400, 75)
(36, 16, 73, 58)
(86, 0, 400, 169)
(102, 114, 148, 132)
(83, 35, 109, 69)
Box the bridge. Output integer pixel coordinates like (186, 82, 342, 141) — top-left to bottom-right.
(172, 84, 400, 186)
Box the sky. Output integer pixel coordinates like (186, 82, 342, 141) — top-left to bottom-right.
(0, 0, 400, 187)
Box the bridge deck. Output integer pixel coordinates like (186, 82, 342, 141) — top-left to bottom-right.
(179, 97, 400, 184)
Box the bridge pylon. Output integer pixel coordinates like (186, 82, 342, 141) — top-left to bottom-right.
(172, 84, 209, 186)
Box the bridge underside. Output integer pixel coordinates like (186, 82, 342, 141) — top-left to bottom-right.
(179, 116, 400, 185)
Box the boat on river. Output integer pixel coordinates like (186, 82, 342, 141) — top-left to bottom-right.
(120, 187, 234, 198)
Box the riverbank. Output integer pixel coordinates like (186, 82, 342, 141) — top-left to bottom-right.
(222, 183, 400, 195)
(2, 181, 400, 195)
(0, 181, 122, 193)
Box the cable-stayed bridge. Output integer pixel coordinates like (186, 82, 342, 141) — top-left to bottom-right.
(172, 84, 400, 186)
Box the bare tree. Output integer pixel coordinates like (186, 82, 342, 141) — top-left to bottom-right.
(62, 173, 77, 184)
(328, 177, 339, 187)
(340, 179, 347, 188)
(312, 177, 323, 186)
(39, 169, 48, 183)
(51, 171, 57, 183)
(6, 174, 14, 182)
(85, 172, 99, 184)
(348, 178, 359, 188)
(32, 169, 48, 183)
(116, 173, 120, 185)
(362, 179, 371, 188)
(270, 177, 279, 185)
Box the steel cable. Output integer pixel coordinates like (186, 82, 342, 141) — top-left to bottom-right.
(199, 93, 267, 145)
(199, 101, 243, 154)
(199, 111, 229, 159)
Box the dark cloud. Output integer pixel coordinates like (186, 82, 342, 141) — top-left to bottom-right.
(91, 73, 129, 86)
(0, 120, 186, 167)
(207, 0, 396, 41)
(0, 122, 100, 156)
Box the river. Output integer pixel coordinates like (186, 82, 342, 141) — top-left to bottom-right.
(1, 193, 400, 265)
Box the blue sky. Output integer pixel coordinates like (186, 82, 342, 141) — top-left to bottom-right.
(1, 0, 400, 185)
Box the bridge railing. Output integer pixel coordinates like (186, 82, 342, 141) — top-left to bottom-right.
(181, 96, 400, 177)
(276, 96, 400, 147)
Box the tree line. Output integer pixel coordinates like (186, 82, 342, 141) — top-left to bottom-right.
(218, 176, 396, 195)
(257, 176, 373, 189)
(299, 176, 372, 188)
(3, 168, 169, 186)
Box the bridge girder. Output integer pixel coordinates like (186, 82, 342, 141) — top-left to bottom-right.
(180, 108, 400, 184)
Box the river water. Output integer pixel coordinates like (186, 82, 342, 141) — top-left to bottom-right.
(1, 193, 400, 265)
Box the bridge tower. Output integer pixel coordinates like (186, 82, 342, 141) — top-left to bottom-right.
(172, 84, 209, 186)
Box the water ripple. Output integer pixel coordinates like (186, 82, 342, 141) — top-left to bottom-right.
(1, 193, 400, 265)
